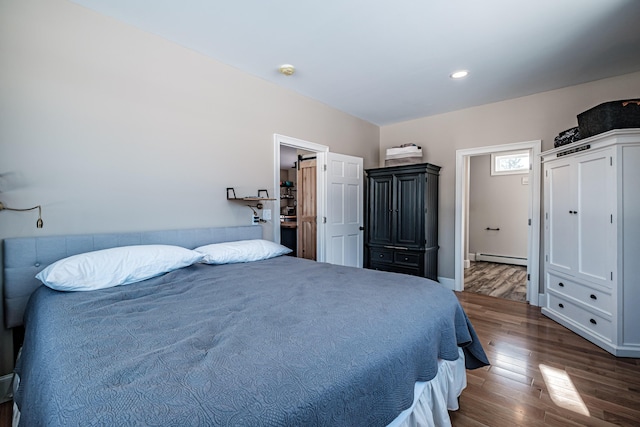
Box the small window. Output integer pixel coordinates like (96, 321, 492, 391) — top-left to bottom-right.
(491, 150, 530, 176)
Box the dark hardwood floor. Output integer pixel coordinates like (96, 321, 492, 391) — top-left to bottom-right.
(452, 291, 640, 426)
(0, 400, 10, 427)
(2, 292, 638, 427)
(465, 261, 527, 302)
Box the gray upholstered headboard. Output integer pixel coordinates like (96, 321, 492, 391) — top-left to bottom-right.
(3, 226, 262, 328)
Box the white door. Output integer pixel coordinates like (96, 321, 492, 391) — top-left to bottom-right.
(324, 152, 364, 267)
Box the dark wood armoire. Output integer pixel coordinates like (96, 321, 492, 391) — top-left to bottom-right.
(365, 163, 440, 281)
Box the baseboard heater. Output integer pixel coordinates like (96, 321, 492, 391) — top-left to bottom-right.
(475, 253, 527, 266)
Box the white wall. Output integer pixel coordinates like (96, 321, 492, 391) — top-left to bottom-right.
(381, 70, 640, 280)
(468, 154, 528, 260)
(0, 0, 379, 376)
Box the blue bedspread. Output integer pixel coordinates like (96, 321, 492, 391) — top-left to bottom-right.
(15, 256, 488, 426)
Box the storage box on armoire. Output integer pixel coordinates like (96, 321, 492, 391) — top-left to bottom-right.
(577, 99, 640, 138)
(554, 127, 581, 147)
(384, 144, 423, 167)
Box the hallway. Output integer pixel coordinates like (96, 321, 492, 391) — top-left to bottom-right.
(464, 261, 527, 302)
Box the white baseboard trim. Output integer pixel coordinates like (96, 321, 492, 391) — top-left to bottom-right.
(438, 276, 455, 291)
(0, 373, 13, 403)
(537, 293, 546, 307)
(475, 253, 527, 266)
(464, 259, 471, 269)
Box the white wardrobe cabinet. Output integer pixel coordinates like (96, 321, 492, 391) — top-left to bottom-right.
(541, 129, 640, 357)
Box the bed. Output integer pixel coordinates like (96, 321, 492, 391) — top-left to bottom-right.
(3, 226, 488, 426)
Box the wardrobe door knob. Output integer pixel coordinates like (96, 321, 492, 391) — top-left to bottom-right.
(590, 318, 597, 325)
(558, 303, 564, 308)
(590, 294, 597, 300)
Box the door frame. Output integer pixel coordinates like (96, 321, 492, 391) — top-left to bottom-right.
(454, 140, 541, 306)
(273, 134, 329, 262)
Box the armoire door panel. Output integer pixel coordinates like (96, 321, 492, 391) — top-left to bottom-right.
(576, 152, 614, 284)
(547, 161, 574, 272)
(368, 176, 393, 245)
(395, 173, 422, 247)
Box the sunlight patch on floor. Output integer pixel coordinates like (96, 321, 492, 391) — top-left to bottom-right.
(539, 364, 590, 416)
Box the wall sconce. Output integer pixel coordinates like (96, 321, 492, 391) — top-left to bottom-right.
(0, 201, 44, 228)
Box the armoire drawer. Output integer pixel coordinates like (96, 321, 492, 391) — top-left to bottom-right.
(370, 247, 394, 264)
(369, 261, 420, 277)
(547, 273, 613, 315)
(393, 251, 420, 267)
(547, 294, 613, 341)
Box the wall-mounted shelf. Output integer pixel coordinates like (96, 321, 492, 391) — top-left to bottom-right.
(226, 188, 275, 203)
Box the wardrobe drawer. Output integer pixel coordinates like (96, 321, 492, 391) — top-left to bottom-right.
(370, 247, 393, 264)
(394, 251, 420, 267)
(547, 294, 612, 341)
(369, 261, 420, 277)
(547, 273, 612, 315)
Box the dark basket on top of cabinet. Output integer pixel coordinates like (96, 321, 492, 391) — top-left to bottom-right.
(554, 127, 581, 148)
(577, 99, 640, 138)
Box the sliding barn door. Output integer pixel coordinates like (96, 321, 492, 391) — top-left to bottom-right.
(297, 158, 317, 260)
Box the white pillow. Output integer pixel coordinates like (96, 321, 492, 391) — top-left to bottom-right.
(35, 245, 205, 292)
(194, 239, 292, 264)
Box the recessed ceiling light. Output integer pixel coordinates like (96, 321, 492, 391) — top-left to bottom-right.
(450, 70, 469, 79)
(279, 64, 295, 76)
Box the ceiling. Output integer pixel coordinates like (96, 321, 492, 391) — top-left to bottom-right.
(71, 0, 640, 126)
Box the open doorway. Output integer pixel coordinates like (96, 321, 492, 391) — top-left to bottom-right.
(454, 140, 541, 306)
(465, 152, 529, 302)
(279, 146, 315, 258)
(273, 134, 329, 263)
(273, 134, 364, 267)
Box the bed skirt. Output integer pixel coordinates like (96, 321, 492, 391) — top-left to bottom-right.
(390, 347, 466, 427)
